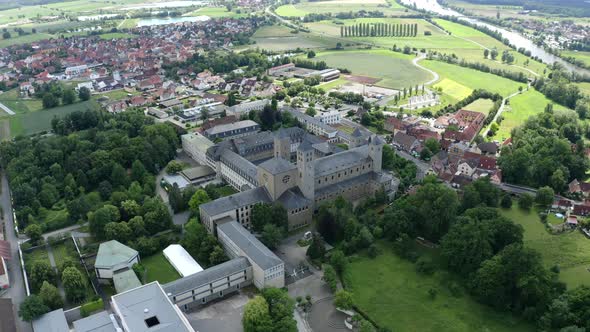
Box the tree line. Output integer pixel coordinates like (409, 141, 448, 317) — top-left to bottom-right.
(340, 23, 418, 38)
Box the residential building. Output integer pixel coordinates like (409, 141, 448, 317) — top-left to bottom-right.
(227, 99, 270, 116)
(0, 256, 8, 290)
(33, 309, 69, 332)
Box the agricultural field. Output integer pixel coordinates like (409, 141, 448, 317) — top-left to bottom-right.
(0, 33, 54, 48)
(446, 0, 524, 19)
(251, 25, 340, 51)
(343, 242, 534, 332)
(185, 6, 249, 18)
(314, 50, 432, 89)
(305, 18, 547, 76)
(499, 202, 590, 288)
(275, 0, 407, 18)
(490, 89, 571, 142)
(463, 98, 494, 114)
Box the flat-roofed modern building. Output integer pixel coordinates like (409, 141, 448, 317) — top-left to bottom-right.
(163, 257, 252, 311)
(32, 309, 69, 332)
(217, 221, 284, 289)
(111, 282, 194, 332)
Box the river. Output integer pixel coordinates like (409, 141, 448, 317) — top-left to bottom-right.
(400, 0, 590, 75)
(137, 16, 210, 27)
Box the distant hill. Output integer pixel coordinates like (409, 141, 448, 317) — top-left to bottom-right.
(460, 0, 590, 17)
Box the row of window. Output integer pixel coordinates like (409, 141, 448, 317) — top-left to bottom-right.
(264, 270, 283, 281)
(316, 163, 372, 185)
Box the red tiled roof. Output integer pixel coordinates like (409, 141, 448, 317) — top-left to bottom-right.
(0, 240, 10, 260)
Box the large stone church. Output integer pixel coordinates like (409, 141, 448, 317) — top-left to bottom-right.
(199, 127, 396, 233)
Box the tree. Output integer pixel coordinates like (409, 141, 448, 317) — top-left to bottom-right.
(261, 224, 283, 250)
(518, 193, 534, 210)
(2, 31, 10, 39)
(62, 89, 76, 105)
(24, 224, 43, 245)
(209, 245, 227, 266)
(243, 296, 273, 332)
(29, 261, 55, 293)
(19, 295, 49, 322)
(252, 203, 288, 232)
(78, 87, 91, 101)
(306, 234, 326, 260)
(188, 189, 211, 214)
(536, 186, 555, 208)
(334, 290, 353, 310)
(42, 93, 59, 108)
(104, 221, 132, 243)
(261, 288, 297, 332)
(490, 48, 499, 60)
(307, 50, 316, 58)
(62, 267, 87, 303)
(323, 264, 338, 292)
(330, 250, 347, 276)
(166, 160, 184, 174)
(500, 194, 512, 208)
(424, 138, 440, 154)
(484, 49, 489, 59)
(89, 204, 120, 239)
(39, 281, 63, 310)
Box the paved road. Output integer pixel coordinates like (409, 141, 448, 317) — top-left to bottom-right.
(480, 88, 524, 137)
(0, 173, 32, 332)
(393, 148, 430, 180)
(413, 53, 439, 86)
(0, 102, 15, 116)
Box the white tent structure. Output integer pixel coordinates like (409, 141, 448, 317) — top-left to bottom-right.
(163, 244, 204, 277)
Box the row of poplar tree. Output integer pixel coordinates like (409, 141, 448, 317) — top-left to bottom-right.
(340, 23, 418, 37)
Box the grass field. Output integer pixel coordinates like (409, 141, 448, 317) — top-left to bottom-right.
(142, 252, 181, 284)
(464, 98, 493, 114)
(561, 51, 590, 67)
(423, 60, 523, 97)
(499, 203, 590, 288)
(314, 50, 431, 89)
(491, 89, 571, 142)
(0, 33, 54, 48)
(275, 0, 407, 17)
(0, 89, 43, 114)
(576, 82, 590, 97)
(4, 100, 100, 138)
(343, 242, 533, 332)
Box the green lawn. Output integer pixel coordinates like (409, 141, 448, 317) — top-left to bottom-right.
(142, 252, 181, 284)
(464, 98, 494, 115)
(314, 50, 432, 89)
(318, 77, 350, 90)
(0, 89, 43, 114)
(251, 26, 340, 51)
(5, 100, 100, 138)
(343, 243, 533, 332)
(0, 33, 55, 48)
(491, 89, 571, 142)
(499, 203, 590, 288)
(24, 248, 51, 269)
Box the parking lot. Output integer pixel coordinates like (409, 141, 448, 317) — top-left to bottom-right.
(185, 291, 253, 332)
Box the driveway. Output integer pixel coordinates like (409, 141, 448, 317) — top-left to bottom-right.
(0, 173, 33, 332)
(275, 232, 314, 285)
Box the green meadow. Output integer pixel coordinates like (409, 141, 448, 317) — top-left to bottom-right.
(344, 242, 534, 332)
